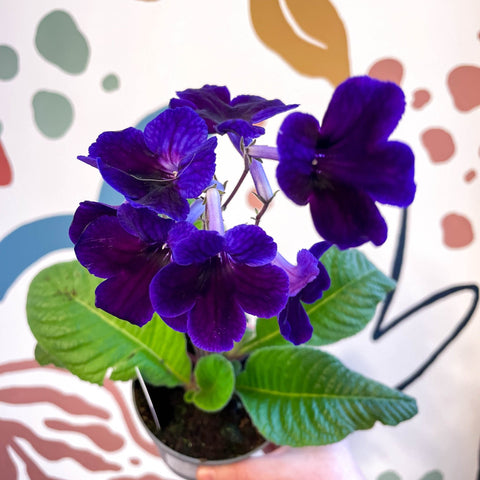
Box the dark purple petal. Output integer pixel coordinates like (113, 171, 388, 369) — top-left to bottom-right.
(117, 203, 173, 244)
(216, 119, 264, 140)
(77, 155, 98, 168)
(233, 263, 288, 318)
(274, 250, 319, 297)
(150, 263, 201, 318)
(160, 313, 188, 333)
(74, 216, 145, 277)
(276, 112, 319, 205)
(95, 267, 157, 327)
(230, 95, 298, 123)
(170, 228, 224, 265)
(143, 107, 209, 158)
(300, 262, 330, 304)
(308, 241, 331, 259)
(176, 136, 217, 198)
(187, 285, 246, 352)
(69, 201, 117, 244)
(309, 183, 388, 249)
(89, 128, 156, 173)
(225, 225, 277, 266)
(278, 297, 313, 345)
(320, 76, 406, 146)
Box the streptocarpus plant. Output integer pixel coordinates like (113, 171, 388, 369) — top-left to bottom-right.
(27, 76, 418, 449)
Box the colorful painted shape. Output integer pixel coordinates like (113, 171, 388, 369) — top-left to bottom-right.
(421, 128, 455, 164)
(447, 65, 480, 112)
(0, 45, 19, 80)
(35, 10, 90, 74)
(32, 90, 74, 138)
(367, 58, 404, 85)
(0, 140, 13, 186)
(412, 89, 431, 109)
(441, 213, 474, 248)
(249, 0, 350, 85)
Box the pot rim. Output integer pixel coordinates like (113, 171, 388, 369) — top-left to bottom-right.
(131, 379, 268, 466)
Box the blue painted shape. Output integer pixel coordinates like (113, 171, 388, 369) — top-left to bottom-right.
(0, 215, 73, 300)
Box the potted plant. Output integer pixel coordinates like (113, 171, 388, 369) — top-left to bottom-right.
(26, 77, 418, 480)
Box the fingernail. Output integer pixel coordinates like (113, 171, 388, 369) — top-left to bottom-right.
(196, 466, 215, 480)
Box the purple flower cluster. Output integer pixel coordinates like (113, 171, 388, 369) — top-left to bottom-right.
(71, 78, 415, 352)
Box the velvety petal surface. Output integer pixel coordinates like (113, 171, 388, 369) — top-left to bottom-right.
(233, 263, 288, 318)
(274, 250, 319, 297)
(309, 183, 388, 249)
(89, 128, 156, 173)
(69, 201, 117, 244)
(320, 76, 406, 146)
(150, 263, 202, 318)
(276, 112, 319, 205)
(176, 136, 217, 198)
(225, 225, 277, 266)
(187, 278, 246, 352)
(95, 265, 158, 327)
(117, 203, 173, 244)
(170, 228, 224, 266)
(74, 216, 146, 278)
(143, 107, 209, 158)
(278, 296, 313, 345)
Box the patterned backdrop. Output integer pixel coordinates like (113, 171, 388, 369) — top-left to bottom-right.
(1, 1, 479, 479)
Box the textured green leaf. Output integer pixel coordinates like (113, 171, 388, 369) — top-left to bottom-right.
(187, 354, 235, 412)
(236, 346, 417, 446)
(306, 247, 395, 345)
(239, 248, 394, 353)
(27, 261, 191, 386)
(35, 343, 61, 367)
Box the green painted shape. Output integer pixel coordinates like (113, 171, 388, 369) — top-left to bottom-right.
(0, 45, 19, 80)
(35, 10, 89, 74)
(377, 472, 401, 480)
(32, 90, 74, 139)
(420, 471, 443, 480)
(102, 73, 120, 91)
(0, 121, 3, 136)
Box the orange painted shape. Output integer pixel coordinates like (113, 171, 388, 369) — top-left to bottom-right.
(464, 169, 476, 183)
(249, 0, 350, 85)
(441, 213, 474, 248)
(0, 140, 13, 185)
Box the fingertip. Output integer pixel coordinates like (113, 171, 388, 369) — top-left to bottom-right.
(196, 466, 215, 480)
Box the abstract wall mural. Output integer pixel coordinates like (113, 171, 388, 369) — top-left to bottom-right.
(1, 1, 479, 479)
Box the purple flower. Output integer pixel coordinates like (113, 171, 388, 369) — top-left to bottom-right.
(170, 85, 297, 143)
(274, 242, 331, 345)
(70, 201, 174, 326)
(149, 222, 289, 352)
(277, 76, 416, 249)
(79, 107, 217, 221)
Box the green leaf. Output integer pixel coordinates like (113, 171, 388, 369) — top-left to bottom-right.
(306, 247, 395, 345)
(27, 261, 192, 386)
(188, 354, 235, 412)
(236, 346, 417, 446)
(35, 343, 62, 367)
(238, 248, 395, 353)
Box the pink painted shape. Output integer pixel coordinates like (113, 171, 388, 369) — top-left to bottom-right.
(44, 419, 125, 451)
(441, 213, 474, 248)
(0, 386, 110, 419)
(367, 58, 404, 85)
(464, 169, 476, 183)
(447, 65, 480, 112)
(421, 128, 455, 163)
(412, 89, 431, 109)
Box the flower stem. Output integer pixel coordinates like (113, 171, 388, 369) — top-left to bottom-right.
(222, 149, 251, 211)
(246, 144, 280, 161)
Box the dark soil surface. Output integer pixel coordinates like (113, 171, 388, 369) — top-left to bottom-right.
(134, 382, 265, 460)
